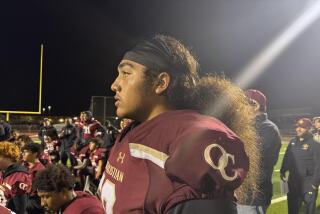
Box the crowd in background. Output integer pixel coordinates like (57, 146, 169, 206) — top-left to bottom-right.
(0, 111, 130, 213)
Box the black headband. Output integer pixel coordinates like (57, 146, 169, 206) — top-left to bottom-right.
(122, 40, 175, 72)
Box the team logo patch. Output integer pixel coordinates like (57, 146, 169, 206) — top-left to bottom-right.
(204, 144, 237, 181)
(19, 183, 28, 191)
(117, 152, 126, 164)
(302, 144, 309, 150)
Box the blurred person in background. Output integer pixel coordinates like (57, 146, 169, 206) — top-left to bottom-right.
(74, 112, 85, 150)
(281, 118, 320, 214)
(38, 118, 59, 151)
(0, 142, 31, 214)
(312, 117, 320, 143)
(237, 89, 281, 214)
(14, 134, 34, 150)
(74, 138, 107, 189)
(76, 111, 105, 152)
(8, 129, 19, 142)
(59, 118, 77, 167)
(119, 118, 132, 131)
(22, 143, 45, 214)
(0, 115, 11, 142)
(48, 150, 61, 165)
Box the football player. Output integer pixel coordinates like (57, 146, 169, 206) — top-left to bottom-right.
(0, 142, 31, 214)
(98, 35, 259, 213)
(33, 164, 104, 214)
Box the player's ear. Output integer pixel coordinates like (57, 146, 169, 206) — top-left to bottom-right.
(254, 102, 260, 112)
(155, 72, 170, 95)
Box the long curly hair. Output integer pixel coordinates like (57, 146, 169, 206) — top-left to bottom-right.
(196, 74, 260, 202)
(0, 141, 20, 162)
(33, 164, 75, 192)
(142, 34, 260, 201)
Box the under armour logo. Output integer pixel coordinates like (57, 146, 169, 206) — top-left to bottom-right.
(204, 143, 237, 181)
(117, 152, 126, 164)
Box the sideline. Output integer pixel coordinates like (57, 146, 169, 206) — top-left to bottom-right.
(271, 196, 287, 204)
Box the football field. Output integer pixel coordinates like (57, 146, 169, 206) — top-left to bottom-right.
(267, 139, 320, 213)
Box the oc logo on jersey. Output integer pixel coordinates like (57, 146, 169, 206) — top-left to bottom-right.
(204, 144, 237, 181)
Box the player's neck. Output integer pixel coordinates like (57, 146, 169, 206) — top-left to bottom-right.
(142, 105, 174, 122)
(60, 190, 77, 212)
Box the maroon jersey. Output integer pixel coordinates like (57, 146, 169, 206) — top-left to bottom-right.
(0, 164, 31, 212)
(22, 162, 45, 182)
(44, 139, 60, 152)
(60, 191, 104, 214)
(0, 204, 14, 214)
(78, 144, 90, 162)
(39, 151, 51, 166)
(89, 148, 107, 169)
(98, 110, 249, 213)
(74, 119, 84, 129)
(82, 120, 103, 140)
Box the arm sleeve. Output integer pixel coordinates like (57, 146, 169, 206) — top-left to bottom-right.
(280, 141, 292, 174)
(311, 142, 320, 187)
(94, 124, 105, 138)
(7, 174, 30, 214)
(260, 125, 282, 167)
(97, 149, 107, 161)
(166, 198, 236, 214)
(71, 127, 78, 141)
(7, 194, 28, 214)
(80, 206, 105, 214)
(4, 123, 11, 140)
(165, 129, 249, 193)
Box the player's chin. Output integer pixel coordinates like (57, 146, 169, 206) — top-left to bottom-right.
(116, 108, 126, 118)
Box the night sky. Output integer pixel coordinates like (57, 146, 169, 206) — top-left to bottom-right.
(1, 0, 320, 116)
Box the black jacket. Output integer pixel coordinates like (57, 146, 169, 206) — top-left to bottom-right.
(60, 124, 77, 151)
(280, 132, 320, 194)
(2, 164, 29, 214)
(0, 121, 11, 141)
(245, 113, 281, 206)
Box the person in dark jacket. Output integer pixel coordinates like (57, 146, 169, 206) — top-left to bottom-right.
(0, 118, 11, 142)
(312, 116, 320, 143)
(38, 118, 58, 150)
(280, 118, 320, 214)
(59, 118, 77, 167)
(237, 89, 281, 214)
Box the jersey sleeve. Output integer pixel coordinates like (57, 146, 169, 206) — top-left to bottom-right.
(96, 148, 107, 161)
(164, 129, 249, 193)
(10, 172, 31, 196)
(79, 145, 90, 160)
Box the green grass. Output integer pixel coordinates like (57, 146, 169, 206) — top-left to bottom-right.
(268, 196, 320, 213)
(272, 142, 288, 199)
